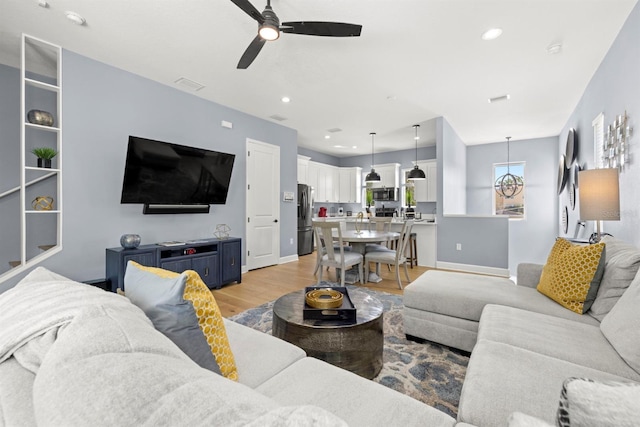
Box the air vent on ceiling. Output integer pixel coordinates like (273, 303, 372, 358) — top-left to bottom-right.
(327, 128, 342, 133)
(174, 77, 205, 92)
(269, 114, 288, 121)
(488, 94, 510, 104)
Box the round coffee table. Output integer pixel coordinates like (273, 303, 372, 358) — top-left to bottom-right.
(272, 288, 384, 379)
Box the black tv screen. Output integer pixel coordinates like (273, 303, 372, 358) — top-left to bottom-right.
(120, 136, 235, 205)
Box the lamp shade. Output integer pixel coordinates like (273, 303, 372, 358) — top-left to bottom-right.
(578, 168, 620, 221)
(407, 165, 426, 180)
(365, 169, 381, 183)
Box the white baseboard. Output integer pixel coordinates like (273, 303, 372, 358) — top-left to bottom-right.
(436, 261, 509, 277)
(241, 266, 249, 274)
(279, 255, 299, 264)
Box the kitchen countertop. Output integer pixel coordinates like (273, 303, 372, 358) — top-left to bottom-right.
(314, 216, 436, 225)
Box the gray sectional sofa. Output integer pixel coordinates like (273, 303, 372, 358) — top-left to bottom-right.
(0, 267, 455, 427)
(403, 236, 640, 426)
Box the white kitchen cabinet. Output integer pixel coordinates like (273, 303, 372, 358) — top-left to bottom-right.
(339, 167, 362, 203)
(411, 160, 437, 202)
(368, 163, 399, 189)
(311, 162, 339, 203)
(308, 161, 319, 194)
(297, 155, 310, 184)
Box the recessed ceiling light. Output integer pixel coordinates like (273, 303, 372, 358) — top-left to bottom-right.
(481, 28, 502, 41)
(281, 96, 290, 103)
(488, 94, 511, 103)
(333, 145, 344, 148)
(38, 1, 49, 8)
(65, 11, 86, 25)
(324, 135, 331, 139)
(352, 146, 357, 149)
(546, 43, 563, 55)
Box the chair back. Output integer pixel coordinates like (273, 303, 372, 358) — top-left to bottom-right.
(369, 216, 392, 232)
(395, 220, 414, 261)
(312, 221, 344, 263)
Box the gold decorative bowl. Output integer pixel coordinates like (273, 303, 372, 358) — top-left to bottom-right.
(305, 288, 343, 309)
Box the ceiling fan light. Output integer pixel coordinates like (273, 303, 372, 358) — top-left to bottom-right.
(365, 169, 381, 183)
(259, 24, 280, 41)
(407, 166, 426, 180)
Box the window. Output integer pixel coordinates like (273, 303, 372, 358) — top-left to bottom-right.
(493, 162, 525, 218)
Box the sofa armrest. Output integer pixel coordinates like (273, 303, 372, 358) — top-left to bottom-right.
(516, 263, 544, 288)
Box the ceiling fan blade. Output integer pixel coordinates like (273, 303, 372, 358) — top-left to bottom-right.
(230, 0, 264, 23)
(237, 35, 267, 69)
(281, 21, 362, 37)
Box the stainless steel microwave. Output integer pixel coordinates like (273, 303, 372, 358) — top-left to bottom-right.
(372, 188, 398, 202)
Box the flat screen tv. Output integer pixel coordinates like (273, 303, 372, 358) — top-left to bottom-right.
(121, 136, 235, 212)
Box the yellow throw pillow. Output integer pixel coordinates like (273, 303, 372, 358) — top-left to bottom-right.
(537, 238, 606, 314)
(182, 270, 238, 381)
(127, 262, 238, 381)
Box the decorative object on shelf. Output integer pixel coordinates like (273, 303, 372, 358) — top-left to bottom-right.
(557, 154, 569, 195)
(305, 288, 344, 309)
(407, 124, 426, 181)
(214, 224, 231, 240)
(564, 128, 578, 168)
(31, 147, 58, 168)
(32, 196, 54, 211)
(602, 111, 633, 171)
(120, 234, 141, 249)
(365, 132, 381, 183)
(578, 168, 620, 242)
(495, 137, 524, 199)
(27, 109, 54, 127)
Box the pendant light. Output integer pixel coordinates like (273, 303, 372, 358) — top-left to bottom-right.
(365, 132, 381, 183)
(494, 136, 524, 199)
(407, 124, 426, 180)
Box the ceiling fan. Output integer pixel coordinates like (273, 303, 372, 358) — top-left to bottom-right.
(230, 0, 362, 69)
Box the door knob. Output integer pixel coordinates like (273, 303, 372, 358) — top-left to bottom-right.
(274, 219, 278, 223)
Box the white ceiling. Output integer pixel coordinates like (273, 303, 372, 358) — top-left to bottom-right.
(1, 0, 637, 157)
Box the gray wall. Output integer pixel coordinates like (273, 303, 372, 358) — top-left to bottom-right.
(1, 50, 298, 291)
(437, 117, 509, 270)
(467, 137, 558, 273)
(0, 64, 21, 276)
(559, 1, 640, 246)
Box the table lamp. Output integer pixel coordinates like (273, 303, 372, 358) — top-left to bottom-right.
(578, 168, 620, 242)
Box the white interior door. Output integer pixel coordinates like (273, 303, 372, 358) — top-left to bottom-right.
(246, 139, 280, 270)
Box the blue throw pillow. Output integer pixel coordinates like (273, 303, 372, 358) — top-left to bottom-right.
(123, 261, 220, 374)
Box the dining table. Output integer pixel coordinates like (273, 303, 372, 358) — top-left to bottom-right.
(335, 230, 400, 283)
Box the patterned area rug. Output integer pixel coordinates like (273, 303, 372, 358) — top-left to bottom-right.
(229, 284, 469, 418)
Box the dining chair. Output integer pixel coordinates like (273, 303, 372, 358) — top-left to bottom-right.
(312, 220, 351, 276)
(313, 221, 364, 286)
(365, 217, 394, 253)
(364, 220, 414, 289)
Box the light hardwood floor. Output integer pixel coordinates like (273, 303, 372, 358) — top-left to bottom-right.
(213, 251, 432, 318)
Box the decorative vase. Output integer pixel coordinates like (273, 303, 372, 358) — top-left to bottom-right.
(120, 234, 141, 249)
(27, 110, 55, 127)
(32, 196, 54, 211)
(37, 158, 52, 168)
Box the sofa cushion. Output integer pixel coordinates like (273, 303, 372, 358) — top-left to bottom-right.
(557, 377, 640, 426)
(123, 261, 221, 374)
(507, 412, 553, 427)
(457, 340, 633, 426)
(403, 270, 600, 326)
(600, 271, 640, 376)
(223, 318, 306, 389)
(478, 305, 640, 380)
(589, 236, 640, 321)
(34, 304, 346, 426)
(257, 357, 456, 427)
(536, 238, 605, 314)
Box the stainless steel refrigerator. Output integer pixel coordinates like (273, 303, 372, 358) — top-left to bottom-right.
(297, 184, 314, 255)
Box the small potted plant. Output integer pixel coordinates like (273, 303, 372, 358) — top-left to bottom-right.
(31, 147, 58, 168)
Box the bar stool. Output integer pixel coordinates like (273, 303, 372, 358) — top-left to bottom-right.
(407, 232, 417, 268)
